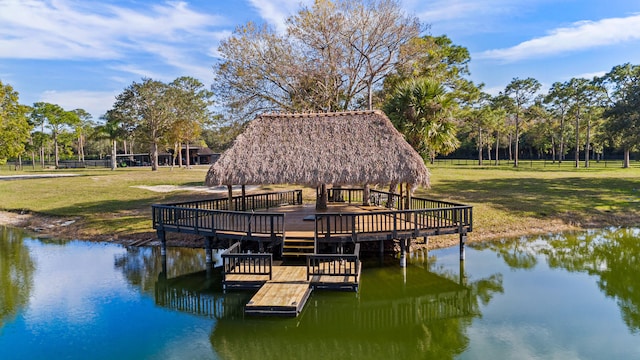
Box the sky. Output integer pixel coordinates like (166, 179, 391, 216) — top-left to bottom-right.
(1, 0, 640, 120)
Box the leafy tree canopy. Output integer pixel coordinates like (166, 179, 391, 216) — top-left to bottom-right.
(0, 81, 31, 164)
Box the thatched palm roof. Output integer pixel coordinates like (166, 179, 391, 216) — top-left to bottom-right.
(205, 110, 429, 187)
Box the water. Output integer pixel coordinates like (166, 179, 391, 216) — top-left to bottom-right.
(1, 226, 639, 359)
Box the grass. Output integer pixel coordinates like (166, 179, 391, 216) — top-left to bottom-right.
(1, 162, 639, 244)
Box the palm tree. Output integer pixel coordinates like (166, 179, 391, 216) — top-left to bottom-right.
(383, 77, 460, 163)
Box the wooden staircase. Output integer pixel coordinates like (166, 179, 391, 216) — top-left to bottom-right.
(282, 236, 315, 258)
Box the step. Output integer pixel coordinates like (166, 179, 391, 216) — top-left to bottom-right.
(284, 238, 314, 243)
(282, 251, 312, 257)
(283, 245, 315, 250)
(283, 237, 316, 257)
(284, 239, 315, 246)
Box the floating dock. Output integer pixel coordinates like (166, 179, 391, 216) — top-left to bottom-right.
(244, 266, 311, 316)
(224, 261, 360, 316)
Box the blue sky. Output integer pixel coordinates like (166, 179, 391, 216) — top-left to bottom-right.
(1, 0, 640, 120)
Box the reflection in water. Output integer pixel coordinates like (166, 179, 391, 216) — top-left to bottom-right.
(147, 248, 503, 360)
(0, 227, 34, 331)
(114, 246, 221, 295)
(480, 228, 640, 334)
(3, 226, 639, 358)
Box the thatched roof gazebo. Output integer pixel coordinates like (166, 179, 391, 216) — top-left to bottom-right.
(205, 110, 429, 209)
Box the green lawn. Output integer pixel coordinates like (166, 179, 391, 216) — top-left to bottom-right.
(1, 162, 638, 243)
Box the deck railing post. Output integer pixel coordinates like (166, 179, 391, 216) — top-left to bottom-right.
(351, 215, 356, 242)
(393, 212, 397, 238)
(326, 216, 331, 241)
(194, 209, 199, 234)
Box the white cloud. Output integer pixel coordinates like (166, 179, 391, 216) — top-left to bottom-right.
(415, 0, 497, 21)
(246, 0, 313, 33)
(40, 90, 119, 119)
(0, 0, 229, 62)
(478, 14, 640, 62)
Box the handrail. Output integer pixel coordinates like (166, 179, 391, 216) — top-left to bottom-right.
(370, 189, 469, 208)
(222, 242, 273, 280)
(152, 205, 285, 238)
(306, 243, 361, 281)
(315, 204, 472, 238)
(158, 189, 303, 212)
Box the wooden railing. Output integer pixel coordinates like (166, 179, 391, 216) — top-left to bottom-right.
(222, 242, 273, 280)
(152, 205, 285, 239)
(156, 189, 303, 212)
(232, 189, 303, 211)
(306, 244, 360, 281)
(327, 188, 364, 204)
(154, 284, 246, 320)
(315, 195, 472, 240)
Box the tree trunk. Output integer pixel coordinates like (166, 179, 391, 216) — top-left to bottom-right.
(478, 127, 483, 166)
(585, 117, 591, 168)
(367, 79, 373, 111)
(495, 133, 499, 166)
(551, 136, 556, 163)
(508, 132, 513, 162)
(574, 111, 580, 168)
(623, 148, 630, 168)
(151, 141, 159, 171)
(514, 117, 520, 167)
(559, 114, 565, 163)
(171, 142, 178, 169)
(54, 135, 59, 168)
(111, 140, 117, 170)
(186, 143, 191, 168)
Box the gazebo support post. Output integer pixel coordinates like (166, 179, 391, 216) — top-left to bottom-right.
(227, 184, 234, 210)
(387, 182, 396, 208)
(316, 183, 328, 210)
(158, 229, 167, 256)
(405, 183, 412, 210)
(362, 184, 370, 206)
(241, 185, 246, 211)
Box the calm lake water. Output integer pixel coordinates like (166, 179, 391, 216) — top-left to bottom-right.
(1, 226, 639, 359)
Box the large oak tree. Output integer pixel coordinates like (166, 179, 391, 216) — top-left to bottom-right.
(214, 0, 421, 119)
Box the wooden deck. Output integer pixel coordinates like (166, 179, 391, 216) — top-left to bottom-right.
(244, 266, 311, 316)
(260, 203, 382, 234)
(225, 262, 361, 316)
(152, 188, 472, 258)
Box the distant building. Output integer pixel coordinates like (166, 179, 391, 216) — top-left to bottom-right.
(159, 145, 220, 166)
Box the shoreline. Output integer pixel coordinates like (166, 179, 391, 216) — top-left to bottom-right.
(0, 209, 589, 251)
